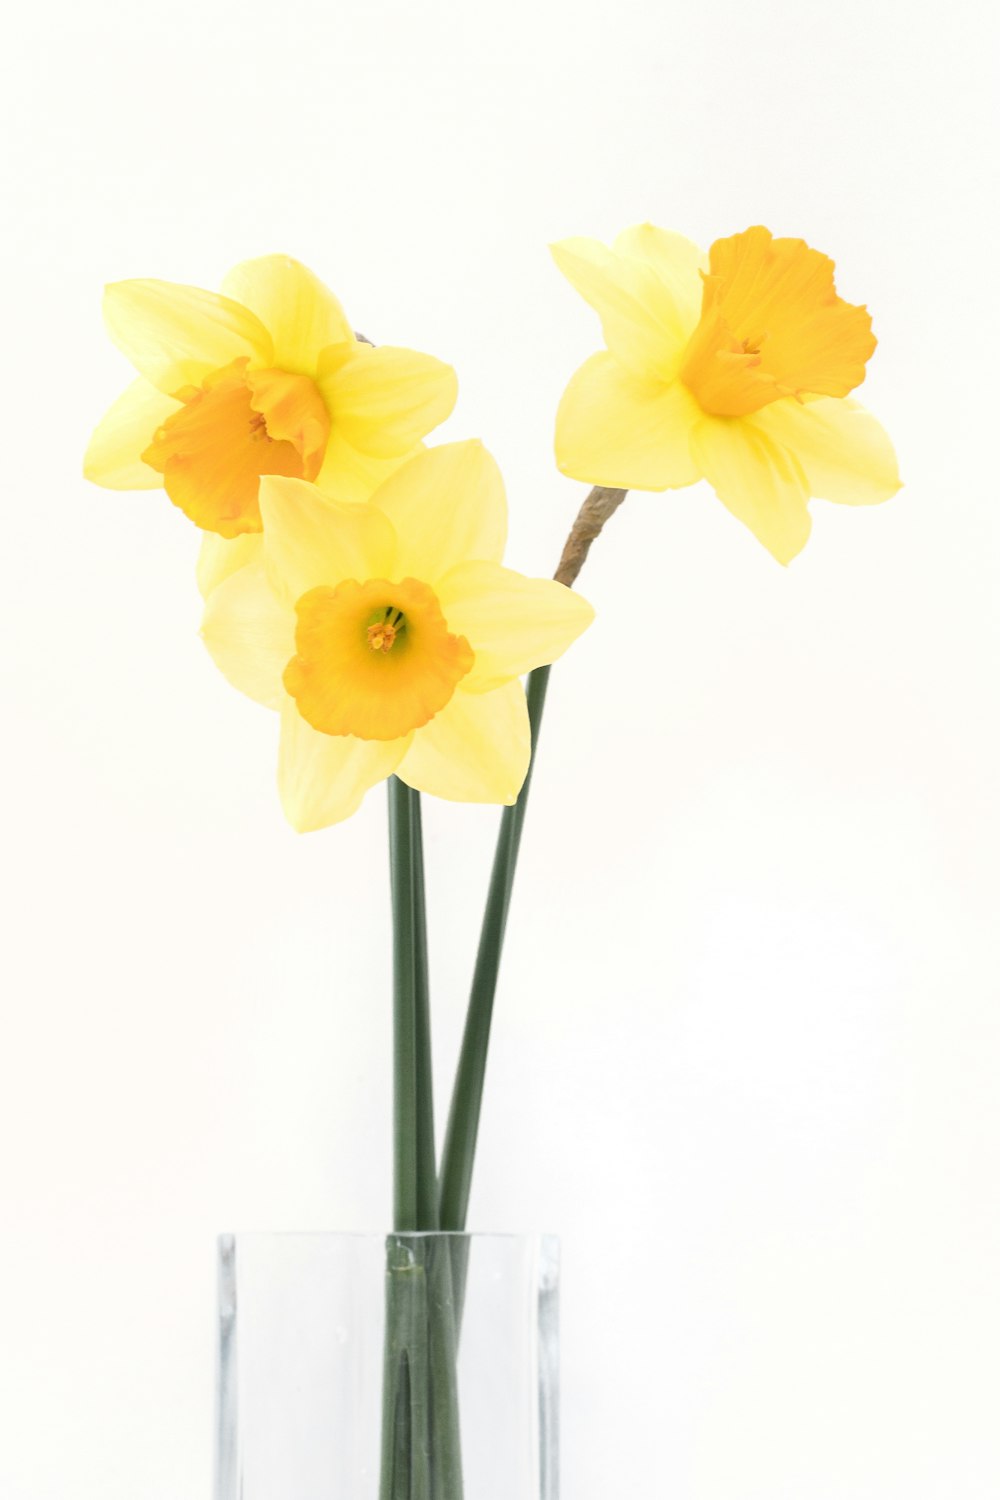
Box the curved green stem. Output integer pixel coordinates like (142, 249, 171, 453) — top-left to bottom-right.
(437, 666, 551, 1231)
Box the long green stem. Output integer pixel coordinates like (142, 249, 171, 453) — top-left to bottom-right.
(426, 1240, 464, 1500)
(380, 1241, 432, 1500)
(384, 782, 462, 1500)
(437, 665, 551, 1231)
(410, 792, 439, 1232)
(436, 482, 628, 1235)
(388, 776, 420, 1231)
(408, 795, 464, 1498)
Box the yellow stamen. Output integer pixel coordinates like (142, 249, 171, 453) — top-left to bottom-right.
(367, 620, 398, 653)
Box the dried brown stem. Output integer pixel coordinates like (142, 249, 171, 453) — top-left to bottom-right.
(553, 486, 629, 588)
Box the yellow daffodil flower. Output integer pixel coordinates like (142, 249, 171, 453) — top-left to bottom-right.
(84, 255, 458, 535)
(552, 224, 901, 563)
(201, 441, 595, 831)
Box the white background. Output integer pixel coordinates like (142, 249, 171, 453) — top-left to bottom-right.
(2, 0, 998, 1495)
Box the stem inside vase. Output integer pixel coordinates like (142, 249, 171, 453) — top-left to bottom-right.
(379, 1236, 464, 1500)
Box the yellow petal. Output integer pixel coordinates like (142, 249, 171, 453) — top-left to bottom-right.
(691, 417, 811, 565)
(370, 442, 507, 583)
(278, 700, 410, 831)
(397, 678, 530, 805)
(200, 563, 295, 709)
(555, 352, 701, 491)
(751, 396, 901, 506)
(197, 532, 265, 599)
(436, 561, 595, 692)
(221, 255, 354, 374)
(103, 279, 272, 397)
(83, 378, 181, 490)
(612, 223, 707, 337)
(550, 237, 693, 380)
(320, 344, 458, 458)
(258, 476, 396, 605)
(314, 431, 422, 505)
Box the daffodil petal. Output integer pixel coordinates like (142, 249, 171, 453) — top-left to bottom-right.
(436, 561, 595, 692)
(370, 442, 507, 583)
(751, 396, 902, 506)
(220, 255, 355, 373)
(550, 237, 692, 380)
(320, 345, 458, 458)
(200, 563, 295, 709)
(196, 532, 265, 599)
(691, 417, 812, 565)
(555, 352, 701, 490)
(397, 678, 530, 805)
(83, 378, 181, 490)
(102, 279, 273, 397)
(278, 701, 410, 831)
(258, 476, 396, 605)
(612, 223, 707, 339)
(314, 431, 422, 505)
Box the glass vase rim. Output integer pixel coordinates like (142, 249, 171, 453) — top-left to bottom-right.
(216, 1229, 559, 1243)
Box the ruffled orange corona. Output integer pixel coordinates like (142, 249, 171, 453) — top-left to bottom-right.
(286, 576, 476, 741)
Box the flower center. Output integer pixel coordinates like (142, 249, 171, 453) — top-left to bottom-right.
(679, 226, 876, 418)
(284, 577, 475, 741)
(142, 358, 331, 537)
(367, 608, 404, 654)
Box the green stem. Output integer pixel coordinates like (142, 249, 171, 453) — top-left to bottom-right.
(388, 777, 420, 1231)
(384, 785, 463, 1500)
(437, 666, 551, 1232)
(409, 795, 464, 1498)
(410, 792, 439, 1232)
(426, 1240, 464, 1500)
(437, 480, 626, 1235)
(380, 1240, 432, 1500)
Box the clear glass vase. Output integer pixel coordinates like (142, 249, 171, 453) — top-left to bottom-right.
(215, 1232, 560, 1500)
